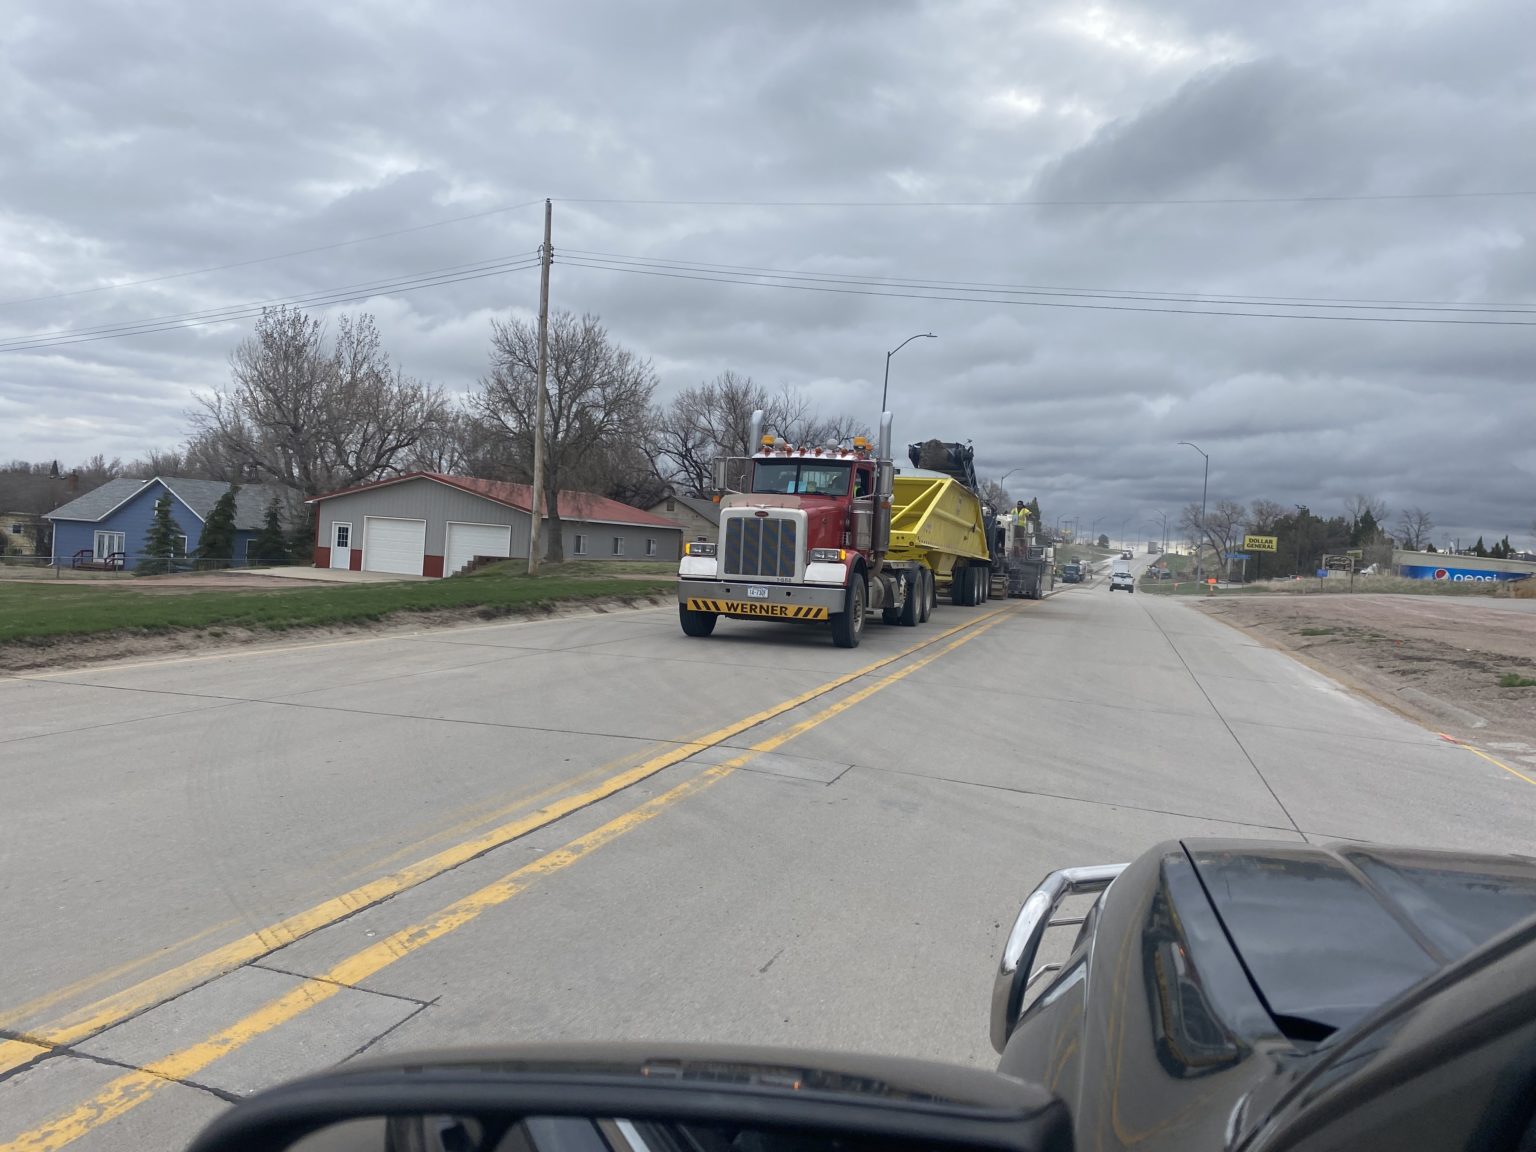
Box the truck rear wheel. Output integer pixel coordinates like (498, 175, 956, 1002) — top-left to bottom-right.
(679, 606, 717, 637)
(832, 575, 866, 648)
(899, 572, 920, 626)
(919, 569, 934, 622)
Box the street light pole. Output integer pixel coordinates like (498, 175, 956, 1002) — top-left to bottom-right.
(881, 332, 937, 413)
(1178, 442, 1209, 578)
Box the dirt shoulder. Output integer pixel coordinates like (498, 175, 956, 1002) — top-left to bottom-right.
(1197, 594, 1536, 764)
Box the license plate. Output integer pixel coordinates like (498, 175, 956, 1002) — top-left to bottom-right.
(746, 586, 770, 598)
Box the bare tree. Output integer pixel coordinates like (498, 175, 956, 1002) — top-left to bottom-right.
(191, 307, 449, 502)
(471, 310, 657, 563)
(123, 449, 189, 479)
(1181, 499, 1247, 571)
(976, 477, 1011, 512)
(1396, 506, 1435, 551)
(1248, 499, 1285, 532)
(652, 372, 870, 494)
(1345, 494, 1387, 536)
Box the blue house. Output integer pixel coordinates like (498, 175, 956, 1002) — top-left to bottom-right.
(47, 477, 296, 570)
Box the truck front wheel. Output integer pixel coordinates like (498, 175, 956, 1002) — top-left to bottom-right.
(831, 575, 866, 648)
(899, 573, 920, 626)
(679, 606, 717, 637)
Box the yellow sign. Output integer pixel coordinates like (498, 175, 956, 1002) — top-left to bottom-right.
(1244, 534, 1278, 553)
(686, 598, 830, 621)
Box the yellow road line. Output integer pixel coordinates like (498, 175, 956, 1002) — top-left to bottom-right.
(0, 920, 238, 1035)
(1461, 743, 1536, 787)
(0, 602, 1015, 1078)
(1, 606, 1018, 1152)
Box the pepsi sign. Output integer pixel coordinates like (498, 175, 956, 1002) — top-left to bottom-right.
(1399, 564, 1531, 583)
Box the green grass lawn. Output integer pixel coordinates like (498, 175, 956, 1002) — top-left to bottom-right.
(0, 568, 675, 646)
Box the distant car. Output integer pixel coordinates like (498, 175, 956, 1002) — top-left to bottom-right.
(1120, 550, 1133, 559)
(1110, 571, 1134, 593)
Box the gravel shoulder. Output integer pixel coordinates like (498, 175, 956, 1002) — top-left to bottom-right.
(1197, 594, 1536, 768)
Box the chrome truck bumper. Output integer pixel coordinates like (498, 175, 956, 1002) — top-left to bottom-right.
(990, 863, 1128, 1053)
(678, 577, 846, 621)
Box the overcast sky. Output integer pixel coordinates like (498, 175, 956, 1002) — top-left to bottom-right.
(3, 0, 1533, 547)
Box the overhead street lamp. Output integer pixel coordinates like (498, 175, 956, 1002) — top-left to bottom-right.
(881, 332, 937, 412)
(1120, 515, 1132, 550)
(1178, 442, 1209, 578)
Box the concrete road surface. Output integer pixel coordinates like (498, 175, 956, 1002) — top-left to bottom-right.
(3, 586, 1532, 1150)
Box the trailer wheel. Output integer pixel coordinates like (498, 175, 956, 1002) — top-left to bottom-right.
(832, 575, 866, 648)
(978, 567, 990, 603)
(899, 573, 920, 626)
(951, 565, 972, 607)
(918, 569, 934, 623)
(679, 606, 717, 637)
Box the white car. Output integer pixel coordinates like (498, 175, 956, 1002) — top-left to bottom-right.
(1110, 570, 1135, 593)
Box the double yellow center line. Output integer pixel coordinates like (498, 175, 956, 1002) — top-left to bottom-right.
(2, 602, 1021, 1152)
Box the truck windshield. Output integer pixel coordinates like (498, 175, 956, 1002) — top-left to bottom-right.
(751, 461, 852, 496)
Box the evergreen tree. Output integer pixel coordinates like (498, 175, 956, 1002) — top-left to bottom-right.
(1350, 508, 1381, 547)
(1472, 536, 1488, 557)
(250, 498, 289, 565)
(286, 514, 314, 564)
(139, 493, 184, 576)
(196, 485, 239, 569)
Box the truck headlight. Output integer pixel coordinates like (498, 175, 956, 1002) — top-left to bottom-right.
(684, 542, 716, 557)
(809, 548, 847, 563)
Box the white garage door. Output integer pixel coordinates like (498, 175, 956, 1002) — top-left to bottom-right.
(445, 521, 512, 576)
(363, 517, 426, 576)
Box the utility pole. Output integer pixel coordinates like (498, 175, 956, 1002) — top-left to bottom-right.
(527, 199, 552, 576)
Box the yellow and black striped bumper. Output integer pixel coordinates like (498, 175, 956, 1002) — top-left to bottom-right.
(678, 578, 842, 621)
(684, 598, 830, 621)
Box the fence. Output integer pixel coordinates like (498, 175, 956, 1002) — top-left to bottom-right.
(0, 552, 314, 578)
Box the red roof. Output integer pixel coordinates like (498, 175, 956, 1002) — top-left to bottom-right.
(308, 472, 684, 529)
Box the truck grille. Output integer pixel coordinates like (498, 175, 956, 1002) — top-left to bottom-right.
(723, 515, 798, 580)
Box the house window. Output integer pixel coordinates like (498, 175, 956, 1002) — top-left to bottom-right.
(174, 535, 189, 558)
(94, 530, 125, 561)
(612, 536, 624, 556)
(8, 524, 22, 535)
(573, 534, 588, 556)
(333, 524, 350, 549)
(666, 499, 675, 512)
(244, 539, 259, 560)
(645, 538, 657, 556)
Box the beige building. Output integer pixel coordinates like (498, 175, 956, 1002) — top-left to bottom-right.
(647, 491, 720, 544)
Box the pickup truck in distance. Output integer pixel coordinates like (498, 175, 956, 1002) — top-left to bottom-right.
(1060, 562, 1083, 584)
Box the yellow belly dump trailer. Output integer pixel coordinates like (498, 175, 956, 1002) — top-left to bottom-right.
(887, 472, 994, 607)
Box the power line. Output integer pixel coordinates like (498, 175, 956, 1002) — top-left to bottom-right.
(561, 249, 1536, 315)
(556, 190, 1536, 208)
(1, 257, 540, 353)
(0, 253, 538, 350)
(0, 199, 543, 310)
(558, 256, 1536, 327)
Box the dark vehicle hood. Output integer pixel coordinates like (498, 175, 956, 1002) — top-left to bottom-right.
(1185, 839, 1536, 1036)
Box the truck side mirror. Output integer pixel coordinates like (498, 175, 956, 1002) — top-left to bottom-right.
(711, 457, 749, 494)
